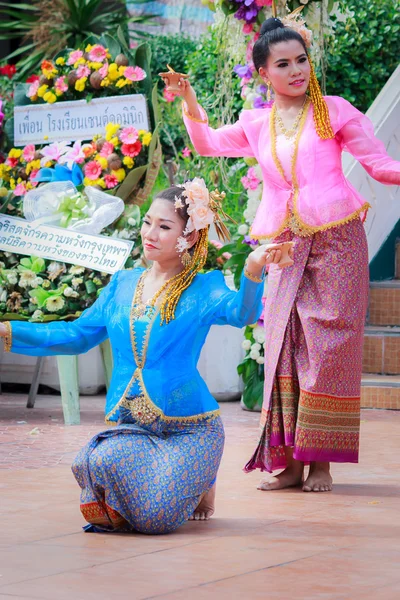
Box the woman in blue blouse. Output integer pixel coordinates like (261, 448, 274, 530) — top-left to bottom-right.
(1, 179, 289, 534)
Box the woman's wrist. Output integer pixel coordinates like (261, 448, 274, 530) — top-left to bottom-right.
(1, 321, 12, 352)
(244, 259, 264, 283)
(183, 102, 203, 122)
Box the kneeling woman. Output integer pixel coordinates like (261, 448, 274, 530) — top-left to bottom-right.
(0, 180, 287, 534)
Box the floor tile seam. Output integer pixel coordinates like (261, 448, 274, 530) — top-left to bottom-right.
(0, 593, 37, 600)
(142, 549, 336, 599)
(6, 518, 288, 551)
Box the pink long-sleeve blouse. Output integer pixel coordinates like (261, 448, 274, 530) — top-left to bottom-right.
(183, 96, 400, 239)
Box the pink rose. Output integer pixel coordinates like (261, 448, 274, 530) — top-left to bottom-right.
(210, 239, 223, 250)
(182, 147, 191, 158)
(183, 178, 209, 206)
(67, 50, 84, 66)
(76, 64, 90, 79)
(99, 62, 108, 79)
(14, 182, 27, 196)
(55, 76, 68, 94)
(99, 141, 115, 157)
(27, 80, 40, 99)
(187, 205, 214, 232)
(163, 88, 178, 103)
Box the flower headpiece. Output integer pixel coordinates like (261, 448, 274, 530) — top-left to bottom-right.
(281, 7, 313, 49)
(175, 177, 233, 253)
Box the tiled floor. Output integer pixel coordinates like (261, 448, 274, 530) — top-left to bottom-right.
(1, 394, 399, 599)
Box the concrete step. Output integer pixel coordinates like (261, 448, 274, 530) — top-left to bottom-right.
(361, 374, 400, 410)
(362, 325, 400, 375)
(368, 281, 400, 326)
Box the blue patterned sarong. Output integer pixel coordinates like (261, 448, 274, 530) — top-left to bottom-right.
(72, 410, 224, 534)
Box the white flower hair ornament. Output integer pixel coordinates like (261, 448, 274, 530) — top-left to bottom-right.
(175, 177, 234, 253)
(281, 6, 313, 49)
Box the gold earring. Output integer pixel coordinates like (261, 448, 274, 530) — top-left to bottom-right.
(266, 81, 272, 102)
(181, 249, 192, 267)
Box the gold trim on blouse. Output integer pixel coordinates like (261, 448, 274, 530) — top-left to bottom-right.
(105, 272, 220, 426)
(250, 100, 371, 240)
(182, 102, 208, 124)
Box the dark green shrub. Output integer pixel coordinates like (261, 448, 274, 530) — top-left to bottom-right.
(326, 0, 399, 111)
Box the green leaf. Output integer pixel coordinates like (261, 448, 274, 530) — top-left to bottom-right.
(115, 165, 147, 201)
(85, 280, 97, 294)
(99, 33, 121, 60)
(28, 288, 50, 308)
(31, 258, 46, 273)
(116, 25, 129, 52)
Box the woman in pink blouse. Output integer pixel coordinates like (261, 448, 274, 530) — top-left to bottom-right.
(169, 17, 400, 493)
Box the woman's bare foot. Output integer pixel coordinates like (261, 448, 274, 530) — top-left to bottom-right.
(303, 462, 333, 492)
(189, 482, 216, 521)
(258, 447, 304, 491)
(257, 465, 304, 491)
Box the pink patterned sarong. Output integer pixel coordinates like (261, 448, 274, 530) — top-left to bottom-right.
(245, 219, 369, 473)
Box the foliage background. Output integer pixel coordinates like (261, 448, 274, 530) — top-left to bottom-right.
(325, 0, 400, 112)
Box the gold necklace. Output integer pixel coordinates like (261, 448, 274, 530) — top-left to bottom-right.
(271, 97, 311, 183)
(275, 97, 308, 139)
(131, 269, 180, 321)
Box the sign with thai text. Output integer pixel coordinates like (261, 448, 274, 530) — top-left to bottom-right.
(14, 94, 149, 146)
(0, 215, 133, 274)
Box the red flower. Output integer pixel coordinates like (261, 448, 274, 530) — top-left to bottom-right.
(121, 141, 142, 158)
(26, 74, 40, 84)
(0, 64, 16, 79)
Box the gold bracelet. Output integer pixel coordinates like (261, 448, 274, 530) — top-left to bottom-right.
(244, 267, 264, 284)
(3, 321, 12, 353)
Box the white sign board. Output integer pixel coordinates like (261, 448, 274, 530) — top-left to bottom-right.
(14, 94, 149, 146)
(0, 215, 133, 274)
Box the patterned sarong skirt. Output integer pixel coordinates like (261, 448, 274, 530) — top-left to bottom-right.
(246, 219, 369, 472)
(72, 410, 224, 534)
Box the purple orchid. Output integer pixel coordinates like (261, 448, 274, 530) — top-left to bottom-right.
(234, 2, 260, 23)
(253, 96, 273, 109)
(233, 64, 253, 79)
(242, 235, 259, 246)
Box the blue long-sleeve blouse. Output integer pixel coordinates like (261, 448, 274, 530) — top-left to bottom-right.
(7, 268, 263, 424)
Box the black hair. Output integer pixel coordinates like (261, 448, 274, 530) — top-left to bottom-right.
(253, 17, 307, 72)
(154, 185, 189, 223)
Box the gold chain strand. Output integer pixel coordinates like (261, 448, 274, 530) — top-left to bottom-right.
(308, 59, 334, 140)
(275, 97, 308, 139)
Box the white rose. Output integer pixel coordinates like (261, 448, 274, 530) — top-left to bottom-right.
(32, 310, 44, 321)
(183, 178, 209, 206)
(64, 286, 78, 298)
(0, 290, 7, 303)
(256, 356, 265, 365)
(128, 217, 136, 227)
(253, 326, 265, 344)
(187, 204, 214, 230)
(242, 339, 252, 351)
(238, 224, 248, 236)
(250, 349, 260, 360)
(7, 272, 18, 285)
(31, 277, 43, 289)
(251, 342, 261, 352)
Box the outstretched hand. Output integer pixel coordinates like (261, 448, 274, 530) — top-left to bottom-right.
(247, 242, 294, 275)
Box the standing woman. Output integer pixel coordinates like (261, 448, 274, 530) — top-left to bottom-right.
(171, 17, 400, 492)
